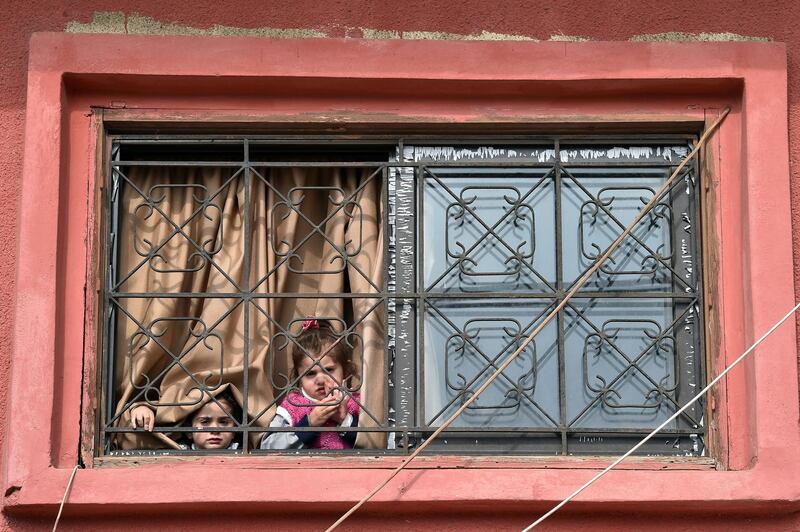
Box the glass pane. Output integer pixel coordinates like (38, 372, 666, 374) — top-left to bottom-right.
(564, 298, 702, 431)
(422, 298, 559, 428)
(561, 167, 688, 292)
(423, 168, 557, 293)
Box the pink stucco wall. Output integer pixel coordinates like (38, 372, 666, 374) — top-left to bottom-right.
(2, 2, 800, 530)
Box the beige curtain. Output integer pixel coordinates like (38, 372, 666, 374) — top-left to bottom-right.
(112, 164, 385, 449)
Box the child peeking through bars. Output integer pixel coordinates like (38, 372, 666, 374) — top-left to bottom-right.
(260, 318, 360, 450)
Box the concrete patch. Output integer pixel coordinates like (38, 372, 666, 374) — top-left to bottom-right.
(398, 30, 535, 41)
(66, 11, 325, 38)
(66, 13, 541, 41)
(548, 33, 591, 42)
(630, 31, 770, 42)
(68, 12, 768, 43)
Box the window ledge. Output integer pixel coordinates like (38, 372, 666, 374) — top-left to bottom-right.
(5, 457, 800, 518)
(90, 454, 718, 470)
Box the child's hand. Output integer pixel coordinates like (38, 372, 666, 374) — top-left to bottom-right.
(307, 403, 337, 426)
(130, 405, 155, 431)
(330, 390, 348, 424)
(307, 390, 345, 426)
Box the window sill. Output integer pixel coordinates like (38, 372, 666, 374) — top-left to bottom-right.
(90, 454, 718, 470)
(6, 456, 800, 518)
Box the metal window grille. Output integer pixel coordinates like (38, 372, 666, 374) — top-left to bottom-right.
(101, 134, 705, 457)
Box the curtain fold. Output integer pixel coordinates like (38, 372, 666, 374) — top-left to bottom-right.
(112, 164, 385, 450)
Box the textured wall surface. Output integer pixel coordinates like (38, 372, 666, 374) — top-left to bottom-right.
(2, 1, 800, 530)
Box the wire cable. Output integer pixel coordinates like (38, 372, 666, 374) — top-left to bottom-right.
(52, 464, 79, 532)
(523, 299, 800, 530)
(326, 108, 730, 531)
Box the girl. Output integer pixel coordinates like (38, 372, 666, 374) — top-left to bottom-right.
(260, 319, 360, 450)
(130, 389, 243, 450)
(182, 389, 243, 450)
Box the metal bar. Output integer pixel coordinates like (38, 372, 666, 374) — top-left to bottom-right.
(114, 134, 697, 144)
(691, 149, 709, 427)
(554, 139, 568, 455)
(382, 163, 391, 438)
(102, 142, 121, 454)
(242, 140, 251, 453)
(417, 163, 425, 436)
(106, 425, 704, 435)
(392, 147, 417, 451)
(112, 160, 693, 169)
(110, 291, 699, 299)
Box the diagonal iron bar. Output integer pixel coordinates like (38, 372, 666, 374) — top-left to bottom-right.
(326, 107, 730, 532)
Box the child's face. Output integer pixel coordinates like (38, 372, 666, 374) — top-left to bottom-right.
(188, 400, 236, 449)
(298, 353, 344, 401)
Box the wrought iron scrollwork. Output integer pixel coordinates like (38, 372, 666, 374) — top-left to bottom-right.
(131, 183, 225, 274)
(445, 186, 535, 279)
(444, 318, 537, 410)
(127, 316, 226, 407)
(579, 186, 673, 279)
(582, 319, 678, 411)
(271, 186, 363, 275)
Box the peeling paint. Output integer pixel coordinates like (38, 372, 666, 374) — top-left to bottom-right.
(66, 12, 538, 41)
(394, 30, 535, 41)
(548, 33, 591, 42)
(65, 11, 770, 44)
(630, 31, 770, 42)
(67, 12, 325, 38)
(361, 28, 401, 40)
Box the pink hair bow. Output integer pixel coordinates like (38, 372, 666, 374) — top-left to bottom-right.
(302, 319, 319, 332)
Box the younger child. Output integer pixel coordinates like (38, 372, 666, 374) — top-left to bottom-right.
(130, 389, 242, 450)
(260, 319, 360, 450)
(182, 390, 242, 450)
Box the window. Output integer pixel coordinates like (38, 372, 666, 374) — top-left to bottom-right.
(102, 134, 704, 456)
(9, 34, 793, 517)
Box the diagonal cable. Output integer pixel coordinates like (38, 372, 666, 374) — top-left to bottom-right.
(325, 107, 730, 532)
(524, 299, 800, 530)
(562, 167, 694, 291)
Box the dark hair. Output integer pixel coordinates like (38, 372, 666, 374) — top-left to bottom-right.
(290, 319, 357, 385)
(198, 389, 242, 424)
